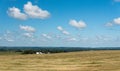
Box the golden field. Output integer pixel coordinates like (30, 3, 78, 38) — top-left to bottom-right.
(0, 50, 120, 71)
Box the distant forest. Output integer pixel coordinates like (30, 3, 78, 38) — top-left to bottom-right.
(0, 47, 120, 54)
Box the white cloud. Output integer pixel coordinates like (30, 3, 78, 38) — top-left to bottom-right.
(62, 31, 70, 35)
(69, 19, 86, 29)
(24, 2, 50, 19)
(55, 35, 62, 39)
(4, 37, 14, 42)
(4, 34, 14, 42)
(105, 17, 120, 27)
(42, 34, 51, 39)
(23, 33, 33, 38)
(95, 35, 110, 41)
(20, 25, 36, 32)
(113, 17, 120, 25)
(3, 31, 15, 42)
(7, 1, 50, 20)
(68, 37, 77, 41)
(7, 7, 27, 20)
(105, 22, 113, 27)
(57, 26, 70, 35)
(57, 26, 64, 31)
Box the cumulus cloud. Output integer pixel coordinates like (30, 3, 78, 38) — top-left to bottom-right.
(113, 17, 120, 25)
(23, 33, 33, 38)
(57, 26, 64, 31)
(7, 7, 27, 20)
(62, 31, 70, 35)
(24, 1, 50, 19)
(19, 25, 36, 32)
(57, 26, 70, 35)
(7, 1, 50, 20)
(106, 17, 120, 27)
(69, 19, 86, 29)
(42, 34, 51, 39)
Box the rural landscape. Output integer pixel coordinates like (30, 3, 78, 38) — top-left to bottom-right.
(1, 0, 120, 71)
(0, 48, 120, 71)
(0, 47, 120, 71)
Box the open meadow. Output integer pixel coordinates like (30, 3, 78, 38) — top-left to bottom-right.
(0, 50, 120, 71)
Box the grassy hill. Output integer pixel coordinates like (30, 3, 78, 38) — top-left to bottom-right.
(0, 50, 120, 71)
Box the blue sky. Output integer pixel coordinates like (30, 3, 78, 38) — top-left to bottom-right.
(1, 0, 120, 47)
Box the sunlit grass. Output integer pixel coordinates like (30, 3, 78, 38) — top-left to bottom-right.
(0, 50, 120, 71)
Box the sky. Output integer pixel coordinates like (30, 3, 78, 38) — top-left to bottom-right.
(1, 0, 120, 47)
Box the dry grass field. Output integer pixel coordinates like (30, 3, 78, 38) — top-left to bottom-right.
(0, 50, 120, 71)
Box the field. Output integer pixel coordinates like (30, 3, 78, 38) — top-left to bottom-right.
(0, 50, 120, 71)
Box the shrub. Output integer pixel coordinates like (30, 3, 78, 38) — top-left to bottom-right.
(22, 50, 35, 54)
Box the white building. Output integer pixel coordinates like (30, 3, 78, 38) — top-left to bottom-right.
(36, 52, 43, 54)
